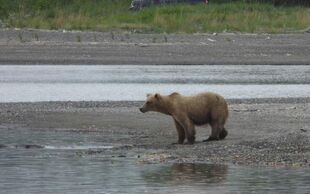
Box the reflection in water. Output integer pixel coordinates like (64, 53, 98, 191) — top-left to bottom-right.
(232, 168, 310, 194)
(143, 163, 228, 186)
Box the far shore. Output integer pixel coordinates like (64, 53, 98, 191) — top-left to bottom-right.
(0, 28, 309, 65)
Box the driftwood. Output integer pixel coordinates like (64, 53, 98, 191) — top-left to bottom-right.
(129, 0, 208, 10)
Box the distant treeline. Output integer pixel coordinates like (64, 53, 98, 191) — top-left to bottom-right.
(213, 0, 309, 6)
(0, 0, 309, 33)
(0, 0, 308, 18)
(249, 0, 309, 6)
(1, 0, 309, 12)
(0, 0, 129, 17)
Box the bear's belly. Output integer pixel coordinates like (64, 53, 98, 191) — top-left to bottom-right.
(189, 114, 211, 126)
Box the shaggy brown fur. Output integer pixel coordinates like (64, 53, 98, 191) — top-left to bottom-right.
(140, 92, 229, 144)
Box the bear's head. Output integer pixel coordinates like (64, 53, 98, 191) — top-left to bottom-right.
(139, 93, 162, 113)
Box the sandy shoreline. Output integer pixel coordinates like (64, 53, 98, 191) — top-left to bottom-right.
(0, 28, 309, 65)
(0, 98, 309, 167)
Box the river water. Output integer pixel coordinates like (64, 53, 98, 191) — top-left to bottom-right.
(0, 126, 309, 194)
(0, 65, 309, 193)
(0, 65, 310, 102)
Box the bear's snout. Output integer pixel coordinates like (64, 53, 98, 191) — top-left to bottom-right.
(139, 107, 145, 113)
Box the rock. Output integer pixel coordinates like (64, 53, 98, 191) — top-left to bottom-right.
(16, 144, 44, 149)
(0, 144, 7, 149)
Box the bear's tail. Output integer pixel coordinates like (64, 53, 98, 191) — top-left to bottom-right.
(219, 128, 228, 140)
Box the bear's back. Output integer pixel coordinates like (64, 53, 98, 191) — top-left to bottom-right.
(182, 92, 228, 125)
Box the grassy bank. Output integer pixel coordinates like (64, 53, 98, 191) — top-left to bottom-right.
(0, 0, 309, 33)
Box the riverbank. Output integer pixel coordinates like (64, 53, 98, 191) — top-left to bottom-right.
(0, 99, 309, 167)
(0, 28, 309, 65)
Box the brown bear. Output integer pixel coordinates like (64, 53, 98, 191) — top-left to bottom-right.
(139, 92, 228, 144)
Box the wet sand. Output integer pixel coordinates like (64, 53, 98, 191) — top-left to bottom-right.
(0, 28, 309, 65)
(1, 99, 309, 167)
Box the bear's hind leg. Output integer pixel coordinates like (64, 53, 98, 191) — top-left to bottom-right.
(219, 128, 228, 140)
(204, 122, 220, 141)
(173, 119, 185, 144)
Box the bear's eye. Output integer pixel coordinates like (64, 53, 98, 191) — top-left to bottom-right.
(146, 101, 152, 105)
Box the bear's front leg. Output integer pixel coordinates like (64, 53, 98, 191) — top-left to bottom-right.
(173, 119, 185, 144)
(174, 115, 196, 144)
(185, 121, 196, 144)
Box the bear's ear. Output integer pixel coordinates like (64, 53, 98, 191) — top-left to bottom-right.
(154, 93, 161, 100)
(146, 93, 152, 97)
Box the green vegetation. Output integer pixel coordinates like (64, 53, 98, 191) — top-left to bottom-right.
(0, 0, 309, 33)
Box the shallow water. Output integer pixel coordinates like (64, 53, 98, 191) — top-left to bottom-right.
(1, 151, 309, 194)
(0, 127, 309, 194)
(0, 65, 310, 102)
